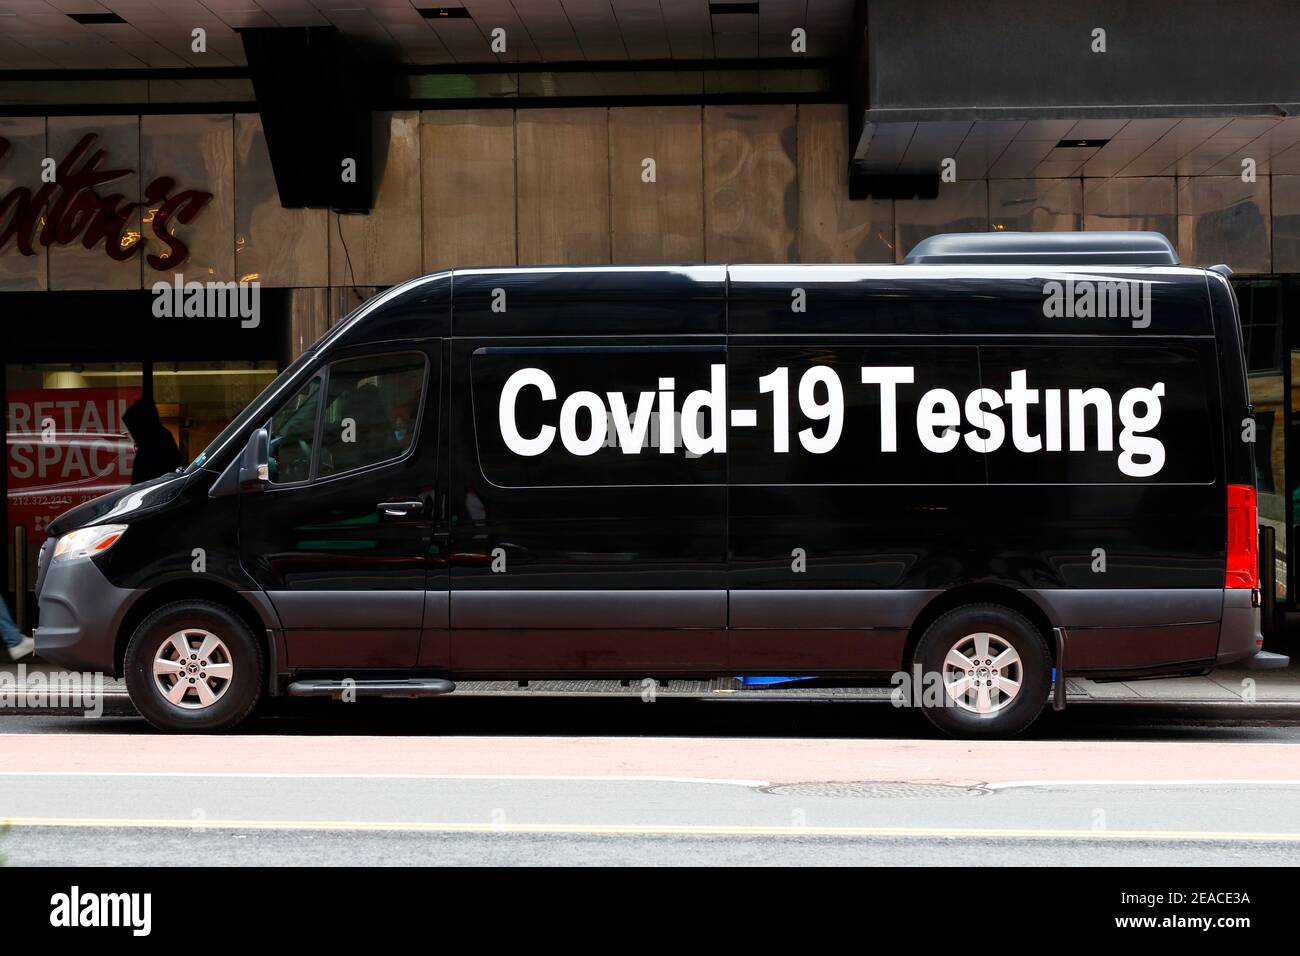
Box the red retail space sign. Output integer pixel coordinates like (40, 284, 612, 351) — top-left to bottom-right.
(5, 387, 139, 542)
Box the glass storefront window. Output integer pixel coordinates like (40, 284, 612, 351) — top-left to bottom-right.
(5, 362, 142, 593)
(150, 361, 279, 465)
(5, 360, 279, 602)
(1239, 281, 1285, 375)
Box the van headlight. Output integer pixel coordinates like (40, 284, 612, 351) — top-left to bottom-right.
(51, 525, 127, 563)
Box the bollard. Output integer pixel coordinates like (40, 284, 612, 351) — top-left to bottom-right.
(13, 524, 27, 633)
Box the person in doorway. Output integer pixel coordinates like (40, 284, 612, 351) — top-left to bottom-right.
(0, 596, 33, 662)
(123, 397, 183, 484)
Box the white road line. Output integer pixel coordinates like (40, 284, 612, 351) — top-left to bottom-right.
(5, 770, 1300, 791)
(0, 770, 769, 787)
(3, 817, 1300, 841)
(985, 778, 1300, 790)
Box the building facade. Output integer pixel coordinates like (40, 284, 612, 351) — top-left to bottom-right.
(2, 0, 1298, 640)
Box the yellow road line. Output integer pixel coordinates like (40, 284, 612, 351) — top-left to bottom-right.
(4, 817, 1300, 842)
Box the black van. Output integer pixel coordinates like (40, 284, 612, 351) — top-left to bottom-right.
(33, 231, 1287, 736)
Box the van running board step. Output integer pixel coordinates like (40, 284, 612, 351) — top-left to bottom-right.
(286, 678, 456, 699)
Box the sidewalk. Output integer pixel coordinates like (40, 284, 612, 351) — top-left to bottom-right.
(3, 660, 1300, 706)
(1067, 667, 1300, 703)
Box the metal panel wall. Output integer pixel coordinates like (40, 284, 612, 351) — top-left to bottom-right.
(329, 111, 423, 287)
(1176, 176, 1271, 273)
(1272, 176, 1300, 274)
(140, 114, 235, 282)
(1083, 177, 1177, 238)
(989, 178, 1082, 233)
(234, 113, 329, 288)
(703, 104, 797, 262)
(421, 109, 517, 271)
(7, 107, 1300, 301)
(287, 286, 383, 361)
(609, 106, 704, 263)
(798, 104, 892, 262)
(287, 287, 331, 360)
(893, 180, 988, 263)
(516, 108, 611, 265)
(47, 116, 141, 291)
(0, 117, 48, 291)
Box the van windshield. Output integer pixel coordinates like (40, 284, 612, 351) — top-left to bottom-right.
(185, 349, 317, 472)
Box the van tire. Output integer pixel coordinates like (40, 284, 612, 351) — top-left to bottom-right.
(124, 600, 263, 733)
(912, 603, 1051, 738)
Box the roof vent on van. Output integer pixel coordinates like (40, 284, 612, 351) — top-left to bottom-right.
(903, 231, 1180, 266)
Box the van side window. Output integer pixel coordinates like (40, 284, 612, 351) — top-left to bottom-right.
(318, 353, 427, 477)
(266, 375, 322, 484)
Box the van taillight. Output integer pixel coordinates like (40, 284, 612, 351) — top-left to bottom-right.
(1225, 484, 1258, 589)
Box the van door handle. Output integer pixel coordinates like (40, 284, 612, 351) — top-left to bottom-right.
(378, 500, 424, 518)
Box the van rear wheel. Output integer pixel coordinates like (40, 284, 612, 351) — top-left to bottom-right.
(124, 600, 263, 733)
(913, 604, 1051, 738)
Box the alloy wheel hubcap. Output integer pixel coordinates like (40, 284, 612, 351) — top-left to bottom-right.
(942, 631, 1023, 716)
(152, 629, 234, 710)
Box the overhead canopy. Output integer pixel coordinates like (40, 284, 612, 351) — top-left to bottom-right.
(854, 115, 1300, 181)
(851, 0, 1300, 181)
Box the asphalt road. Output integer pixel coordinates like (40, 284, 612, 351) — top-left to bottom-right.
(2, 698, 1299, 866)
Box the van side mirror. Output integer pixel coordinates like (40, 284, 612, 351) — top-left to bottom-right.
(238, 428, 270, 491)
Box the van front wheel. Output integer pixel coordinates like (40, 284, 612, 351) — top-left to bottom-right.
(124, 600, 264, 733)
(913, 604, 1051, 738)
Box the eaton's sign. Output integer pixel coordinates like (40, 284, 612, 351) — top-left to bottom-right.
(0, 132, 212, 270)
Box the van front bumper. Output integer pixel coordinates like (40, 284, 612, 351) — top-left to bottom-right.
(34, 556, 141, 676)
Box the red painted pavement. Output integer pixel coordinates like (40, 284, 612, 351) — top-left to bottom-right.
(2, 734, 1299, 786)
